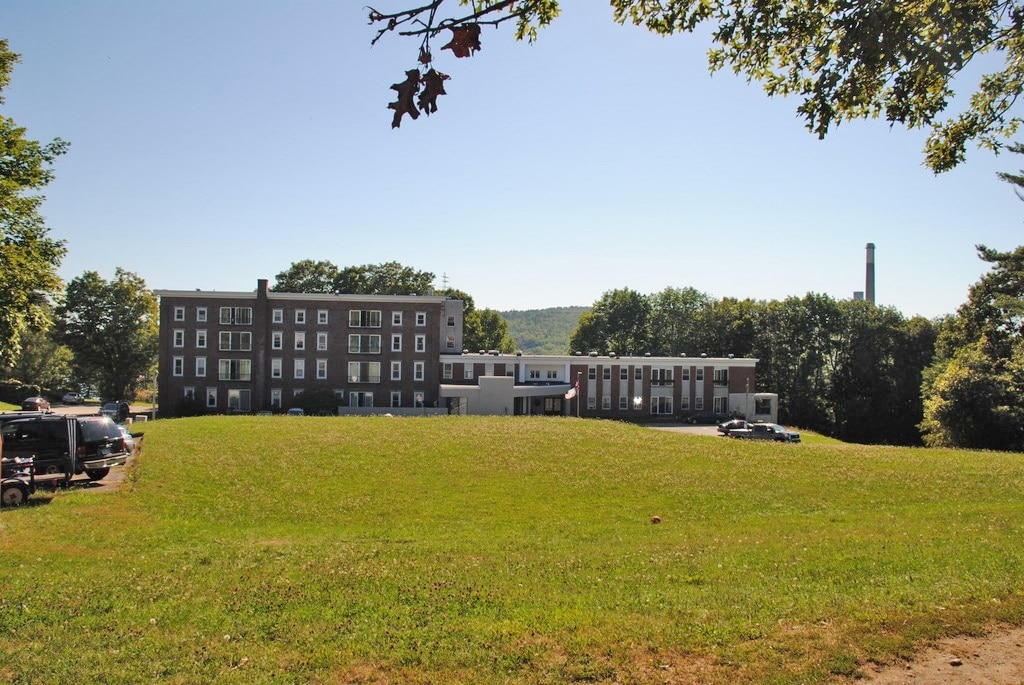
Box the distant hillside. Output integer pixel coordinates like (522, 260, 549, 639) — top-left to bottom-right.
(500, 306, 589, 355)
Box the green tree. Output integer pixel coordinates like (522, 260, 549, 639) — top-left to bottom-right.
(56, 269, 159, 402)
(272, 259, 341, 293)
(464, 308, 515, 353)
(6, 327, 74, 393)
(0, 40, 68, 367)
(568, 288, 651, 355)
(648, 287, 710, 356)
(370, 0, 1024, 171)
(337, 261, 436, 295)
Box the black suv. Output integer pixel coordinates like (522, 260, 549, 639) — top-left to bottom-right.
(0, 414, 129, 480)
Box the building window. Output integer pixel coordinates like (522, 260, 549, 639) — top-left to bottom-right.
(317, 309, 328, 325)
(443, 363, 453, 380)
(651, 396, 673, 415)
(294, 358, 305, 379)
(295, 309, 306, 325)
(415, 312, 426, 326)
(414, 391, 424, 407)
(620, 368, 628, 381)
(348, 361, 381, 383)
(695, 396, 704, 410)
(529, 370, 540, 379)
(391, 391, 401, 407)
(270, 388, 282, 408)
(603, 367, 611, 380)
(447, 315, 455, 327)
(316, 358, 328, 380)
(682, 368, 690, 381)
(349, 334, 382, 354)
(464, 366, 474, 380)
(391, 334, 402, 352)
(349, 310, 382, 328)
(219, 306, 252, 325)
(271, 358, 282, 379)
(272, 308, 283, 324)
(587, 396, 597, 410)
(294, 331, 305, 350)
(680, 395, 690, 410)
(413, 361, 425, 381)
(316, 332, 328, 351)
(173, 306, 185, 321)
(713, 369, 729, 386)
(619, 395, 628, 410)
(635, 367, 642, 381)
(172, 356, 184, 377)
(714, 396, 729, 413)
(293, 389, 304, 400)
(588, 368, 597, 380)
(173, 329, 184, 348)
(391, 361, 401, 381)
(206, 387, 217, 408)
(184, 386, 195, 400)
(272, 331, 283, 350)
(414, 334, 426, 352)
(349, 391, 374, 407)
(696, 368, 704, 382)
(446, 335, 455, 350)
(652, 368, 673, 385)
(392, 311, 402, 326)
(218, 359, 252, 381)
(602, 395, 611, 410)
(219, 331, 252, 352)
(196, 330, 207, 349)
(227, 389, 251, 413)
(196, 307, 207, 323)
(196, 357, 206, 377)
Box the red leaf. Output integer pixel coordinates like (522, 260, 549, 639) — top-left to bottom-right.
(441, 24, 481, 58)
(387, 69, 421, 129)
(418, 69, 449, 115)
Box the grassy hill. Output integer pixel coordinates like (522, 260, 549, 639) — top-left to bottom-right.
(3, 416, 1024, 683)
(501, 306, 588, 355)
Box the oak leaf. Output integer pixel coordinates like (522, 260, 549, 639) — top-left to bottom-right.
(441, 24, 481, 58)
(387, 69, 421, 128)
(418, 69, 449, 115)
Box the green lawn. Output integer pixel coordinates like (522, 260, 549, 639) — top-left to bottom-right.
(2, 416, 1022, 684)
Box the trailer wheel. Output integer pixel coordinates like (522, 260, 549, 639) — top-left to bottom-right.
(1, 482, 29, 507)
(85, 468, 110, 481)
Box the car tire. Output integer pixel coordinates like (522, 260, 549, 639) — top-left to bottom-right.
(85, 468, 110, 481)
(1, 482, 29, 507)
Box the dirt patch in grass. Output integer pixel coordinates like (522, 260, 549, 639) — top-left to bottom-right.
(859, 625, 1024, 684)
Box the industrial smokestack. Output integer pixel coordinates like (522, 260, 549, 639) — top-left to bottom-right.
(865, 242, 876, 304)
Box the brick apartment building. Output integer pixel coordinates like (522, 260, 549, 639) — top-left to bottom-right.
(155, 279, 464, 415)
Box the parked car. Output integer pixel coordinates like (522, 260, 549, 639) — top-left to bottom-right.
(0, 414, 130, 480)
(61, 392, 83, 405)
(117, 424, 135, 456)
(100, 401, 132, 422)
(717, 419, 749, 434)
(20, 396, 50, 412)
(728, 422, 801, 443)
(286, 407, 305, 416)
(684, 411, 729, 425)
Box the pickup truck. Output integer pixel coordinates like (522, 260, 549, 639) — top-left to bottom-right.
(728, 422, 801, 443)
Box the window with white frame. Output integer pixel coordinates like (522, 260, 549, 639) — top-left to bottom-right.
(271, 358, 282, 379)
(172, 356, 184, 376)
(294, 331, 305, 350)
(415, 312, 426, 326)
(272, 308, 283, 324)
(587, 395, 597, 410)
(317, 309, 328, 325)
(206, 387, 217, 408)
(603, 367, 611, 380)
(682, 368, 690, 381)
(196, 307, 207, 322)
(349, 310, 382, 328)
(295, 309, 306, 324)
(547, 370, 558, 380)
(619, 395, 628, 410)
(413, 361, 425, 381)
(227, 389, 251, 413)
(714, 396, 729, 413)
(349, 391, 374, 407)
(391, 391, 401, 407)
(651, 396, 673, 415)
(272, 331, 283, 350)
(414, 391, 424, 407)
(316, 332, 328, 351)
(696, 368, 704, 382)
(588, 367, 597, 380)
(196, 356, 206, 377)
(443, 363, 453, 380)
(680, 395, 690, 410)
(196, 330, 207, 349)
(635, 367, 642, 380)
(391, 334, 402, 352)
(316, 358, 328, 379)
(173, 306, 185, 321)
(391, 361, 401, 381)
(349, 334, 381, 354)
(447, 315, 455, 327)
(464, 366, 474, 380)
(184, 386, 195, 399)
(173, 329, 184, 347)
(270, 388, 282, 407)
(392, 311, 402, 326)
(218, 359, 251, 381)
(529, 370, 540, 379)
(695, 396, 704, 410)
(620, 368, 628, 380)
(446, 335, 456, 350)
(219, 331, 252, 352)
(602, 395, 611, 410)
(414, 334, 426, 352)
(294, 358, 305, 379)
(348, 361, 381, 383)
(219, 306, 252, 325)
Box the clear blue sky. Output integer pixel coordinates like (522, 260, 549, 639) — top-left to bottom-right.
(3, 1, 1022, 319)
